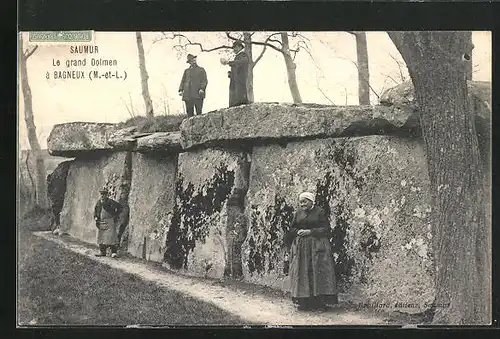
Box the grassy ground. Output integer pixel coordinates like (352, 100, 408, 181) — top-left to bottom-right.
(18, 215, 249, 326)
(17, 210, 430, 326)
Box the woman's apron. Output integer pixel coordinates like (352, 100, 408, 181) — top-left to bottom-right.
(97, 206, 118, 245)
(289, 235, 337, 299)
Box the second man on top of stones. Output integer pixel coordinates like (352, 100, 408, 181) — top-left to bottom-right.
(179, 40, 249, 117)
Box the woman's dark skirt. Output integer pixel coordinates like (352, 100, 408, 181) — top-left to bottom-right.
(289, 235, 338, 310)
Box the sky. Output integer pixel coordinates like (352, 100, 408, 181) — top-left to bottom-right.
(18, 31, 492, 150)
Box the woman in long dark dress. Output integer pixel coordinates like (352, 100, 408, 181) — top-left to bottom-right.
(285, 192, 338, 311)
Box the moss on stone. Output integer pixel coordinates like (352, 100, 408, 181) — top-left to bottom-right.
(164, 164, 235, 270)
(246, 196, 295, 275)
(117, 115, 185, 133)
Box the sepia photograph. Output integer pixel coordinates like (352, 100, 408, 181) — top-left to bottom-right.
(17, 30, 492, 326)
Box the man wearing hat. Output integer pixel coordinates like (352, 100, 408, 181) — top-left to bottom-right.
(94, 188, 122, 258)
(178, 54, 208, 117)
(220, 41, 249, 107)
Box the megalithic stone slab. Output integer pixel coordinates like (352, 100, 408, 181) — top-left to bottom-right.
(178, 103, 418, 150)
(48, 122, 116, 157)
(135, 132, 182, 153)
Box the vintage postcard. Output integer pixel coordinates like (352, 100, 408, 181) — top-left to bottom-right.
(17, 31, 492, 327)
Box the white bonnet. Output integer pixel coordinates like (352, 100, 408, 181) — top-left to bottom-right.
(299, 192, 315, 204)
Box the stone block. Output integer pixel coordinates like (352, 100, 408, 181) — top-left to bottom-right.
(47, 122, 116, 157)
(60, 152, 131, 244)
(127, 153, 177, 262)
(179, 103, 417, 150)
(135, 132, 182, 153)
(163, 148, 250, 279)
(243, 135, 434, 313)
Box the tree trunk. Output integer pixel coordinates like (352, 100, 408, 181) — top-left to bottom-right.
(243, 32, 255, 103)
(136, 32, 154, 117)
(388, 32, 489, 325)
(354, 32, 370, 105)
(465, 31, 473, 81)
(19, 37, 48, 209)
(280, 33, 302, 104)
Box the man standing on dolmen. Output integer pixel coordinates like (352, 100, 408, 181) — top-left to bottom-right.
(178, 53, 208, 117)
(221, 40, 249, 107)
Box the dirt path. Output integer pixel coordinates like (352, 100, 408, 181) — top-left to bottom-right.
(34, 231, 387, 326)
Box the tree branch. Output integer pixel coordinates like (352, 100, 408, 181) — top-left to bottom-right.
(253, 44, 267, 65)
(162, 32, 233, 53)
(250, 40, 282, 53)
(226, 32, 243, 42)
(381, 72, 401, 86)
(293, 32, 311, 44)
(288, 47, 299, 60)
(346, 58, 381, 100)
(25, 151, 36, 202)
(250, 37, 283, 53)
(24, 45, 38, 59)
(267, 38, 283, 47)
(175, 43, 232, 53)
(388, 53, 408, 83)
(316, 82, 336, 105)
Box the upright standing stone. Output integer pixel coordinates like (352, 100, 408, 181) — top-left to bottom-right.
(163, 148, 250, 279)
(244, 135, 434, 314)
(60, 152, 130, 244)
(127, 153, 178, 262)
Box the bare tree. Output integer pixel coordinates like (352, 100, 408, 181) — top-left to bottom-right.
(280, 32, 302, 103)
(315, 33, 379, 103)
(384, 53, 410, 85)
(159, 83, 172, 115)
(136, 32, 154, 117)
(388, 31, 489, 325)
(242, 32, 264, 103)
(347, 32, 370, 105)
(19, 35, 48, 209)
(121, 92, 139, 118)
(232, 32, 306, 103)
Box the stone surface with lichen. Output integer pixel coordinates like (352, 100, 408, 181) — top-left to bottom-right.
(48, 122, 116, 157)
(60, 152, 131, 244)
(162, 149, 250, 279)
(243, 135, 434, 313)
(127, 153, 177, 262)
(179, 103, 418, 150)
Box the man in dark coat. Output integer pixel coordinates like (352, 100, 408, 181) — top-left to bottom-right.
(94, 188, 122, 258)
(179, 54, 208, 117)
(221, 41, 249, 107)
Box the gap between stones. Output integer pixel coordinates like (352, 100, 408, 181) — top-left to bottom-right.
(117, 151, 133, 252)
